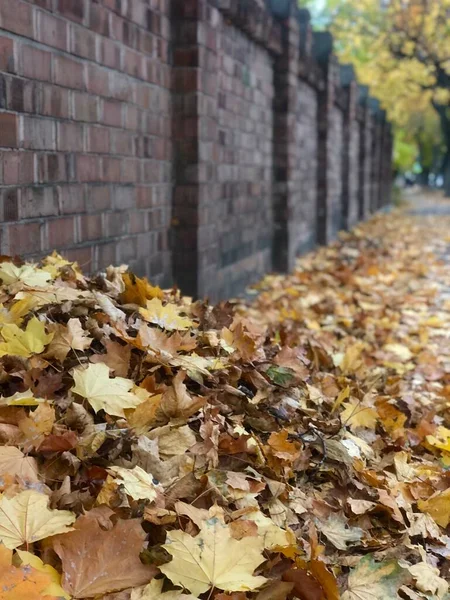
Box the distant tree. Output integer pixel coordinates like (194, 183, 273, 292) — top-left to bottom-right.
(326, 0, 450, 193)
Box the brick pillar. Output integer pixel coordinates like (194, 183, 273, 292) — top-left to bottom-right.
(314, 31, 335, 244)
(384, 125, 394, 206)
(171, 0, 219, 299)
(369, 98, 381, 213)
(358, 85, 372, 220)
(271, 0, 300, 272)
(377, 111, 386, 209)
(379, 117, 393, 208)
(340, 64, 358, 229)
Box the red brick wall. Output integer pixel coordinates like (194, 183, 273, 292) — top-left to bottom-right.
(215, 20, 274, 299)
(0, 0, 393, 299)
(0, 0, 172, 284)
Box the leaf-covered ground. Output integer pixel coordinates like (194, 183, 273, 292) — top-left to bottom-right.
(1, 197, 450, 599)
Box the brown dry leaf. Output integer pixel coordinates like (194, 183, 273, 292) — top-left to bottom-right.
(18, 402, 55, 451)
(267, 430, 301, 461)
(158, 371, 205, 421)
(315, 514, 363, 550)
(46, 318, 92, 362)
(91, 339, 131, 377)
(52, 514, 157, 598)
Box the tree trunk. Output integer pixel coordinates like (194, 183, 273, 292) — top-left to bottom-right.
(433, 101, 450, 197)
(418, 167, 430, 186)
(444, 155, 450, 197)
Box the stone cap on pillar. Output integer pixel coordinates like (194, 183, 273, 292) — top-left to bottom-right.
(358, 84, 369, 106)
(298, 8, 313, 55)
(368, 97, 382, 118)
(313, 31, 333, 65)
(340, 64, 356, 87)
(266, 0, 298, 19)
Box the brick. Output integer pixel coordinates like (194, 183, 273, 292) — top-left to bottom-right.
(87, 64, 110, 98)
(76, 154, 101, 182)
(101, 38, 121, 70)
(57, 121, 85, 153)
(65, 246, 92, 270)
(102, 100, 123, 128)
(73, 91, 98, 123)
(86, 185, 111, 212)
(102, 157, 121, 182)
(37, 11, 68, 52)
(19, 186, 57, 218)
(0, 113, 18, 147)
(97, 241, 116, 268)
(41, 85, 71, 119)
(54, 55, 85, 90)
(80, 213, 102, 241)
(38, 153, 67, 182)
(130, 210, 147, 234)
(48, 216, 75, 248)
(136, 186, 153, 208)
(21, 45, 52, 82)
(0, 75, 6, 109)
(56, 184, 85, 214)
(2, 151, 35, 184)
(7, 77, 38, 114)
(113, 185, 135, 210)
(71, 24, 97, 61)
(104, 211, 129, 237)
(87, 125, 110, 154)
(115, 237, 137, 263)
(8, 222, 42, 255)
(112, 129, 133, 155)
(1, 187, 19, 221)
(0, 0, 33, 38)
(57, 0, 85, 23)
(120, 158, 139, 183)
(89, 3, 109, 36)
(0, 37, 14, 72)
(23, 116, 55, 150)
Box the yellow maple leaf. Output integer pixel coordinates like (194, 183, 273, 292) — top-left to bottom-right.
(418, 488, 450, 527)
(121, 272, 164, 306)
(0, 447, 39, 483)
(71, 362, 147, 417)
(139, 298, 195, 331)
(0, 490, 75, 549)
(161, 506, 267, 596)
(341, 398, 378, 430)
(426, 426, 450, 454)
(0, 297, 37, 327)
(0, 262, 52, 287)
(0, 317, 53, 358)
(0, 545, 70, 600)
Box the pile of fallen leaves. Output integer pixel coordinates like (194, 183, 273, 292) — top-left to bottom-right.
(1, 209, 450, 600)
